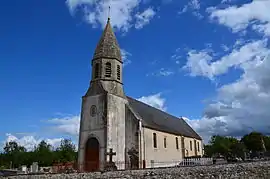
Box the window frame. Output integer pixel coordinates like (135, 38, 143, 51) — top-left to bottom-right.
(153, 133, 157, 148)
(175, 137, 179, 150)
(164, 137, 167, 148)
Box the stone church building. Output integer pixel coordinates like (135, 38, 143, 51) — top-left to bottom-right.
(77, 18, 203, 172)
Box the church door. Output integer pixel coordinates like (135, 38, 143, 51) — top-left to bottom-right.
(84, 137, 100, 172)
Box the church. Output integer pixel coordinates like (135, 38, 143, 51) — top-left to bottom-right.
(77, 17, 203, 172)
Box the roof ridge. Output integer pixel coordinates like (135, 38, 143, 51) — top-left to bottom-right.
(127, 96, 180, 120)
(127, 96, 202, 140)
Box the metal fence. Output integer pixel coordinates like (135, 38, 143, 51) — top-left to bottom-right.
(76, 158, 213, 173)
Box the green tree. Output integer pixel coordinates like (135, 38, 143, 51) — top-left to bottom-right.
(4, 141, 26, 154)
(3, 141, 27, 168)
(207, 135, 245, 160)
(0, 153, 8, 168)
(230, 140, 246, 160)
(0, 139, 78, 168)
(55, 139, 76, 163)
(209, 135, 230, 157)
(263, 136, 270, 151)
(34, 140, 54, 167)
(241, 132, 265, 153)
(203, 144, 213, 157)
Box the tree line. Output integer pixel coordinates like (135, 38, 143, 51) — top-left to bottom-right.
(204, 132, 270, 160)
(0, 139, 77, 169)
(1, 131, 270, 169)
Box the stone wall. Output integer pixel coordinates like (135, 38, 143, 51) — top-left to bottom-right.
(4, 161, 270, 179)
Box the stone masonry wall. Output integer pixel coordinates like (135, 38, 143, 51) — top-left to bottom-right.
(3, 161, 270, 179)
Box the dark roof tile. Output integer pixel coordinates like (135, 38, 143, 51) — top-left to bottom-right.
(127, 96, 202, 140)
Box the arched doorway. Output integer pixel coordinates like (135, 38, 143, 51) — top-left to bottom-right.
(84, 137, 100, 172)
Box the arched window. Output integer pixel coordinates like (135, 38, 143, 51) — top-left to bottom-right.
(117, 65, 120, 80)
(153, 133, 157, 148)
(95, 63, 100, 78)
(105, 62, 112, 77)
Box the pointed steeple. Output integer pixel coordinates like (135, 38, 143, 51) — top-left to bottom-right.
(86, 15, 125, 98)
(93, 18, 122, 62)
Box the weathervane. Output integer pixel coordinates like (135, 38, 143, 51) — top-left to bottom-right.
(108, 6, 111, 21)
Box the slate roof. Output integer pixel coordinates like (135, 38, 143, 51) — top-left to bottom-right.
(93, 18, 122, 62)
(127, 96, 202, 140)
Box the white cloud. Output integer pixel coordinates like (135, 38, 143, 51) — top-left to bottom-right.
(178, 6, 188, 15)
(181, 0, 270, 142)
(137, 93, 167, 111)
(157, 68, 174, 76)
(66, 0, 156, 32)
(183, 39, 270, 80)
(1, 115, 81, 151)
(221, 44, 230, 52)
(47, 115, 80, 136)
(183, 37, 270, 142)
(221, 0, 234, 4)
(147, 68, 174, 77)
(178, 0, 203, 19)
(121, 49, 132, 66)
(208, 0, 270, 36)
(135, 7, 156, 29)
(2, 133, 62, 151)
(184, 116, 242, 143)
(189, 0, 200, 10)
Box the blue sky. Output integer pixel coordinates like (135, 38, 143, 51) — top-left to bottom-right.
(1, 0, 270, 149)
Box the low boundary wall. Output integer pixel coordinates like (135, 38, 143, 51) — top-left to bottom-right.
(3, 161, 270, 179)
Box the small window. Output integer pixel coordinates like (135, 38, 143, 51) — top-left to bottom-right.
(176, 137, 179, 150)
(153, 133, 157, 148)
(197, 142, 200, 152)
(90, 105, 97, 117)
(105, 62, 112, 77)
(95, 63, 100, 78)
(164, 137, 167, 148)
(117, 65, 120, 80)
(190, 141, 192, 151)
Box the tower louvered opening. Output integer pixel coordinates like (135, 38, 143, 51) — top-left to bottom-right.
(105, 62, 112, 77)
(117, 65, 120, 80)
(95, 63, 100, 78)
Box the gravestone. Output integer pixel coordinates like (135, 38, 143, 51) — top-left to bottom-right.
(30, 162, 39, 173)
(21, 165, 27, 174)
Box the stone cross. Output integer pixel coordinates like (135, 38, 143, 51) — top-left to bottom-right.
(106, 148, 116, 162)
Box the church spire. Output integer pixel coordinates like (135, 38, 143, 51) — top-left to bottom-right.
(92, 8, 122, 62)
(86, 13, 125, 98)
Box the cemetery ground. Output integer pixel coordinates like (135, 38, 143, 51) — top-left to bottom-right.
(0, 131, 270, 177)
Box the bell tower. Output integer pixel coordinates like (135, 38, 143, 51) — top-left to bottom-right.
(78, 16, 128, 172)
(85, 17, 125, 98)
